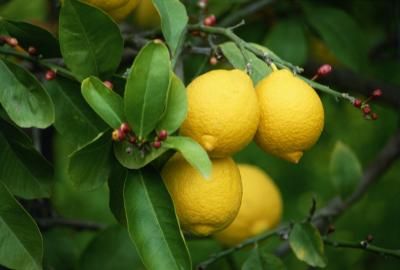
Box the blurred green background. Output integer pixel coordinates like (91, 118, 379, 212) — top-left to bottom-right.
(1, 0, 399, 269)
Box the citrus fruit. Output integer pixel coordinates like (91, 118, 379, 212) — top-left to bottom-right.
(108, 0, 140, 21)
(180, 69, 260, 158)
(161, 153, 242, 236)
(84, 0, 129, 10)
(255, 69, 324, 163)
(214, 164, 282, 246)
(133, 0, 161, 29)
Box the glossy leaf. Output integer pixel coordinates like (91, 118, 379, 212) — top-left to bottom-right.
(152, 0, 188, 56)
(329, 141, 362, 199)
(0, 182, 43, 270)
(82, 76, 125, 129)
(263, 18, 308, 66)
(108, 160, 128, 225)
(113, 140, 168, 169)
(59, 0, 123, 80)
(220, 42, 272, 84)
(68, 132, 112, 191)
(80, 225, 143, 270)
(0, 119, 53, 199)
(289, 223, 326, 268)
(124, 41, 171, 138)
(157, 74, 187, 134)
(124, 169, 191, 270)
(163, 136, 211, 178)
(45, 78, 107, 149)
(303, 3, 367, 71)
(242, 246, 286, 270)
(0, 59, 54, 128)
(1, 19, 60, 57)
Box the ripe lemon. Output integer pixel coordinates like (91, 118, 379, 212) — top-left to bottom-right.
(161, 153, 242, 236)
(214, 164, 282, 246)
(180, 69, 260, 158)
(108, 0, 140, 21)
(255, 69, 324, 163)
(133, 0, 161, 29)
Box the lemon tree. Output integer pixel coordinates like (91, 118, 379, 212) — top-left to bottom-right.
(0, 1, 398, 270)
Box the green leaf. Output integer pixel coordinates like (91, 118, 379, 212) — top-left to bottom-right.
(1, 19, 60, 58)
(329, 141, 362, 199)
(0, 182, 43, 270)
(157, 74, 187, 134)
(0, 59, 54, 128)
(263, 18, 308, 66)
(45, 78, 107, 149)
(289, 223, 326, 268)
(0, 119, 53, 199)
(164, 136, 211, 178)
(80, 225, 144, 270)
(0, 0, 47, 21)
(82, 76, 125, 129)
(124, 169, 191, 270)
(242, 246, 286, 270)
(59, 0, 123, 80)
(303, 3, 367, 71)
(108, 160, 128, 225)
(219, 42, 272, 84)
(152, 0, 188, 56)
(68, 132, 112, 191)
(113, 140, 168, 169)
(124, 41, 171, 138)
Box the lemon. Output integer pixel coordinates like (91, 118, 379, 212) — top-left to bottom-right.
(133, 0, 161, 29)
(255, 69, 324, 163)
(180, 69, 260, 158)
(214, 164, 282, 246)
(161, 153, 242, 236)
(84, 0, 129, 10)
(108, 0, 140, 21)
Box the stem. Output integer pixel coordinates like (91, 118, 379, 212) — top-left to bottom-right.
(196, 225, 284, 269)
(301, 76, 355, 102)
(0, 46, 78, 81)
(324, 239, 400, 259)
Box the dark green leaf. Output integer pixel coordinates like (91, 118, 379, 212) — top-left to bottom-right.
(113, 140, 168, 169)
(163, 136, 211, 178)
(303, 3, 367, 71)
(45, 78, 107, 149)
(59, 0, 123, 80)
(82, 76, 125, 129)
(68, 132, 112, 191)
(108, 160, 128, 225)
(152, 0, 188, 56)
(124, 169, 191, 270)
(289, 223, 326, 268)
(124, 41, 171, 138)
(242, 246, 286, 270)
(329, 141, 362, 199)
(219, 42, 272, 84)
(156, 74, 187, 134)
(0, 119, 53, 199)
(263, 19, 308, 66)
(0, 182, 43, 270)
(80, 225, 144, 270)
(0, 59, 54, 128)
(1, 19, 60, 57)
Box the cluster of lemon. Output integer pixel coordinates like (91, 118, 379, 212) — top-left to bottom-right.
(162, 69, 324, 245)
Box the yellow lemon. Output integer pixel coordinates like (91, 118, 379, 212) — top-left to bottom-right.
(161, 153, 242, 236)
(180, 69, 260, 158)
(214, 164, 282, 246)
(84, 0, 129, 10)
(255, 69, 324, 163)
(133, 0, 161, 29)
(108, 0, 140, 21)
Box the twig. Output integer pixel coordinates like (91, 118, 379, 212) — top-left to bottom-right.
(324, 239, 400, 259)
(219, 0, 276, 27)
(36, 217, 106, 231)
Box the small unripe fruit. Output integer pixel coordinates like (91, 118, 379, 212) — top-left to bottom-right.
(317, 64, 332, 76)
(45, 70, 56, 81)
(203, 15, 216, 26)
(103, 80, 113, 90)
(158, 130, 168, 141)
(372, 88, 382, 98)
(353, 99, 362, 108)
(120, 123, 131, 134)
(152, 141, 162, 149)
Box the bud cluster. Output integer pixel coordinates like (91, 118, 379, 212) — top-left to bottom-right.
(352, 89, 382, 120)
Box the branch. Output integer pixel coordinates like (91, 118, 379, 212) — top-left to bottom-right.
(324, 239, 400, 259)
(219, 0, 276, 27)
(36, 217, 106, 231)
